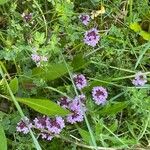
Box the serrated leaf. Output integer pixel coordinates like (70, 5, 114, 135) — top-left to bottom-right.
(32, 63, 72, 81)
(78, 128, 91, 144)
(9, 77, 18, 94)
(34, 32, 45, 44)
(16, 97, 70, 116)
(100, 102, 128, 116)
(0, 124, 7, 150)
(130, 22, 141, 32)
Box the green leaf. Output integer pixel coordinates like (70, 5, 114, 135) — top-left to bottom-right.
(34, 32, 45, 45)
(16, 97, 70, 116)
(32, 63, 72, 81)
(0, 0, 9, 5)
(0, 124, 7, 150)
(71, 54, 87, 71)
(100, 102, 128, 116)
(95, 119, 103, 138)
(139, 31, 150, 41)
(108, 119, 118, 132)
(9, 77, 18, 94)
(129, 22, 141, 32)
(78, 128, 91, 144)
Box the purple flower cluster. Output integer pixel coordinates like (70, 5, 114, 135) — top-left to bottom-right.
(57, 96, 71, 109)
(79, 13, 100, 47)
(46, 117, 65, 134)
(66, 96, 85, 124)
(16, 73, 109, 142)
(84, 28, 100, 47)
(79, 14, 90, 26)
(92, 86, 108, 105)
(31, 53, 48, 67)
(58, 95, 86, 124)
(17, 116, 65, 141)
(132, 72, 147, 86)
(73, 74, 87, 90)
(16, 117, 32, 134)
(33, 116, 48, 129)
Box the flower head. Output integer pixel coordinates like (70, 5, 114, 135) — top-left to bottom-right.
(31, 53, 48, 67)
(71, 94, 86, 110)
(92, 86, 108, 105)
(31, 54, 41, 63)
(41, 132, 53, 141)
(132, 72, 147, 86)
(16, 117, 32, 134)
(84, 28, 100, 47)
(66, 97, 86, 124)
(22, 12, 32, 22)
(58, 96, 70, 109)
(73, 74, 87, 90)
(74, 94, 86, 104)
(33, 116, 48, 129)
(46, 117, 65, 134)
(79, 14, 90, 26)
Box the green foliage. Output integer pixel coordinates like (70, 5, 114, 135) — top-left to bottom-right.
(9, 77, 18, 94)
(78, 128, 91, 144)
(16, 97, 70, 116)
(99, 102, 128, 116)
(0, 0, 150, 149)
(130, 22, 142, 32)
(71, 54, 87, 71)
(33, 32, 46, 45)
(130, 22, 150, 40)
(32, 63, 72, 81)
(0, 124, 7, 150)
(0, 0, 9, 5)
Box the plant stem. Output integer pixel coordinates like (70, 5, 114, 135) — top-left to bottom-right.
(60, 52, 98, 150)
(0, 62, 42, 150)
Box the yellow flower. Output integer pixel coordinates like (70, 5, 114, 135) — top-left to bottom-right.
(91, 6, 105, 19)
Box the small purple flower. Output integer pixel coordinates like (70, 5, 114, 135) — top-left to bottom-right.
(73, 74, 87, 90)
(22, 12, 32, 22)
(41, 132, 53, 141)
(66, 98, 86, 124)
(132, 72, 147, 86)
(79, 14, 90, 26)
(31, 54, 41, 63)
(58, 97, 70, 109)
(16, 117, 32, 134)
(31, 54, 48, 67)
(84, 28, 100, 47)
(46, 117, 65, 134)
(92, 86, 108, 105)
(33, 116, 48, 129)
(74, 94, 86, 104)
(66, 111, 84, 124)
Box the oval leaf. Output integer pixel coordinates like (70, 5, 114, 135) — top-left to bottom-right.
(32, 63, 72, 81)
(71, 54, 87, 71)
(130, 22, 141, 32)
(16, 97, 70, 116)
(0, 124, 7, 150)
(78, 128, 91, 144)
(100, 102, 128, 116)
